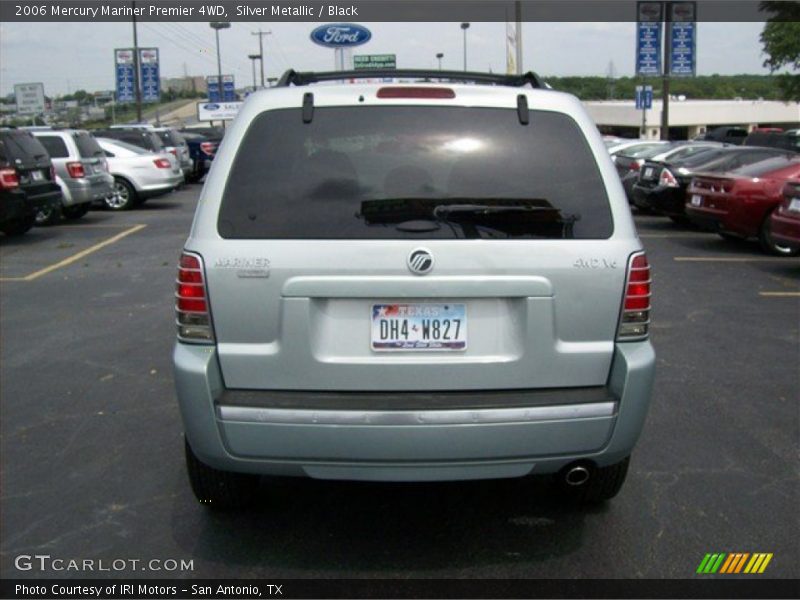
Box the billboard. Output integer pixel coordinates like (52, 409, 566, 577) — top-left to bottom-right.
(197, 101, 242, 122)
(139, 48, 160, 103)
(114, 49, 135, 103)
(14, 83, 45, 115)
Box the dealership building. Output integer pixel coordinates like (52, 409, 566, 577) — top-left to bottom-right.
(584, 98, 800, 139)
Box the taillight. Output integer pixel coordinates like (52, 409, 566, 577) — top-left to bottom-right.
(153, 158, 171, 169)
(176, 252, 214, 342)
(66, 162, 85, 178)
(0, 167, 20, 190)
(629, 160, 641, 172)
(49, 166, 56, 180)
(169, 148, 178, 157)
(617, 252, 651, 341)
(200, 142, 216, 156)
(659, 168, 679, 188)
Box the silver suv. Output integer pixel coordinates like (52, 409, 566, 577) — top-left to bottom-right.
(174, 70, 656, 509)
(32, 128, 114, 223)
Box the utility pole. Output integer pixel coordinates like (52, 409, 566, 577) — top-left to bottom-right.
(132, 1, 142, 123)
(460, 23, 470, 71)
(515, 1, 523, 74)
(661, 3, 672, 141)
(251, 29, 271, 88)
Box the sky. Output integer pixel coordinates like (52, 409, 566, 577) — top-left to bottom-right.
(0, 21, 771, 97)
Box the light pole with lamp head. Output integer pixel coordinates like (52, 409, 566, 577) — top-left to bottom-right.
(248, 54, 261, 91)
(460, 23, 470, 71)
(209, 21, 230, 129)
(436, 52, 444, 70)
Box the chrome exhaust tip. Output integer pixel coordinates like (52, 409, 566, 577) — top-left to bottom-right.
(564, 465, 591, 486)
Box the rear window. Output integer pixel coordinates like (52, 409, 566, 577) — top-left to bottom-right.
(74, 132, 104, 158)
(218, 106, 613, 240)
(101, 139, 150, 155)
(37, 135, 70, 158)
(732, 156, 799, 177)
(156, 130, 181, 146)
(0, 132, 50, 163)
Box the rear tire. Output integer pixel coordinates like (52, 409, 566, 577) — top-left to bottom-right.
(184, 439, 258, 509)
(1, 215, 36, 236)
(62, 204, 90, 220)
(759, 209, 800, 257)
(35, 205, 61, 226)
(104, 178, 136, 211)
(559, 456, 630, 504)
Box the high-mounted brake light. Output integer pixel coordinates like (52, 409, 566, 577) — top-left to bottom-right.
(659, 168, 679, 188)
(617, 252, 651, 341)
(66, 162, 85, 178)
(153, 158, 172, 169)
(0, 167, 19, 190)
(175, 252, 214, 342)
(376, 87, 456, 99)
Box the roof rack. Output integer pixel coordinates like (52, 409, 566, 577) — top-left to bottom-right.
(276, 69, 547, 89)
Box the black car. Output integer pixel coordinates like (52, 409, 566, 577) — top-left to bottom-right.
(744, 131, 800, 153)
(0, 129, 62, 236)
(92, 128, 165, 154)
(179, 130, 221, 183)
(631, 146, 794, 222)
(696, 126, 749, 145)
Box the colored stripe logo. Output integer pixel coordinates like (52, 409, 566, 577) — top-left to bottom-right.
(697, 553, 773, 574)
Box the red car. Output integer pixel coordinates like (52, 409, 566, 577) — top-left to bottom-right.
(768, 182, 800, 251)
(686, 155, 800, 256)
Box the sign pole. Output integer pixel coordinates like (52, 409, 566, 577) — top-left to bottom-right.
(132, 4, 142, 123)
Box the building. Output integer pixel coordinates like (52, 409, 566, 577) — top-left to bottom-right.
(584, 98, 800, 139)
(161, 76, 207, 95)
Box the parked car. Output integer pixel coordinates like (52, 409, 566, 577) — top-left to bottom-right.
(685, 155, 800, 255)
(696, 126, 749, 145)
(96, 137, 183, 210)
(92, 127, 165, 155)
(180, 125, 225, 139)
(0, 128, 62, 236)
(743, 130, 800, 153)
(767, 182, 800, 251)
(608, 140, 668, 163)
(31, 128, 114, 224)
(612, 141, 671, 199)
(179, 130, 221, 183)
(632, 146, 794, 222)
(174, 69, 656, 509)
(151, 127, 192, 179)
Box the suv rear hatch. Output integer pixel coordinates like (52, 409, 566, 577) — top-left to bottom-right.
(0, 131, 57, 198)
(199, 103, 635, 392)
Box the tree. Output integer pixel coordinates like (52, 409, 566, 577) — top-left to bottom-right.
(760, 2, 800, 101)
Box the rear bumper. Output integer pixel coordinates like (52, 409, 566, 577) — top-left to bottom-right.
(632, 184, 686, 216)
(686, 205, 725, 232)
(174, 342, 656, 481)
(769, 210, 800, 248)
(63, 175, 114, 206)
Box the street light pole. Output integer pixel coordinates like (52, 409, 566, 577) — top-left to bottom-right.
(436, 52, 443, 70)
(460, 23, 470, 71)
(248, 54, 260, 90)
(210, 22, 230, 129)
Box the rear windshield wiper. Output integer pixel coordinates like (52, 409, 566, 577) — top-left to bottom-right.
(432, 203, 557, 218)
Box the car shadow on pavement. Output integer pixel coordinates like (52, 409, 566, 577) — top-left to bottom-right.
(171, 475, 601, 573)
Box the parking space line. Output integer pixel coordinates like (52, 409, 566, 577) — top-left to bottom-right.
(55, 224, 138, 229)
(639, 233, 710, 238)
(674, 256, 798, 263)
(759, 291, 800, 298)
(0, 224, 147, 282)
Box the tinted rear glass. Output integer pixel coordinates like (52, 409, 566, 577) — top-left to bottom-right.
(618, 143, 667, 158)
(0, 132, 50, 163)
(732, 156, 800, 177)
(37, 135, 70, 158)
(74, 132, 104, 158)
(218, 107, 613, 240)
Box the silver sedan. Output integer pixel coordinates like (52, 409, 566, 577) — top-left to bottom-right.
(96, 138, 184, 210)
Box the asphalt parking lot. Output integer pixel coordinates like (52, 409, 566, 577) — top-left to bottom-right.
(0, 185, 798, 580)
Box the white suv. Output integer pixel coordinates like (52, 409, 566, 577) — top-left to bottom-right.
(174, 70, 656, 509)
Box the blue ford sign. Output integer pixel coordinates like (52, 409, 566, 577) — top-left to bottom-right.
(310, 23, 371, 48)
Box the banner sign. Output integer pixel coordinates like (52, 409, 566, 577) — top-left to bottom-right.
(207, 75, 235, 102)
(670, 2, 696, 76)
(636, 2, 662, 76)
(114, 48, 135, 103)
(635, 84, 654, 109)
(139, 48, 160, 102)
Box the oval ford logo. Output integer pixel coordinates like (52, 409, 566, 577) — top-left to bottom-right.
(203, 103, 220, 110)
(310, 23, 372, 48)
(407, 249, 434, 275)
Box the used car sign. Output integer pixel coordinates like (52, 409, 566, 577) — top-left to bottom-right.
(310, 23, 371, 48)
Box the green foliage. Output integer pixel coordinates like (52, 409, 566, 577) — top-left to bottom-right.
(759, 1, 800, 101)
(544, 74, 787, 101)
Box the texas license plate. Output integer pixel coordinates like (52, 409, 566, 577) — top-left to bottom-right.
(789, 198, 800, 213)
(31, 170, 44, 181)
(371, 303, 467, 351)
(644, 167, 654, 178)
(691, 194, 702, 207)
